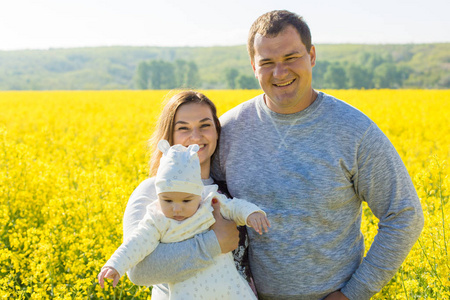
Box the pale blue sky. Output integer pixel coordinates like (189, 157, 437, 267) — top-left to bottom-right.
(0, 0, 449, 50)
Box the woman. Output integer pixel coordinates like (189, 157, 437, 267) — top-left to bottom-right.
(122, 91, 254, 299)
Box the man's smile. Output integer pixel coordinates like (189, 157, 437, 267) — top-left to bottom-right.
(273, 79, 296, 87)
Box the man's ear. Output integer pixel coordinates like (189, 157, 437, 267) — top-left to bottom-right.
(310, 45, 316, 68)
(251, 60, 258, 78)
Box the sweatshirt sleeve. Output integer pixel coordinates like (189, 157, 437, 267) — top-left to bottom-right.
(123, 178, 222, 286)
(216, 193, 265, 226)
(340, 124, 424, 300)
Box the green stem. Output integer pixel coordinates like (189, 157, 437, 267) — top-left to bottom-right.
(418, 238, 444, 287)
(437, 163, 448, 258)
(400, 268, 410, 300)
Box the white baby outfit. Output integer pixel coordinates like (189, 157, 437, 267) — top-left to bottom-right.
(103, 140, 260, 300)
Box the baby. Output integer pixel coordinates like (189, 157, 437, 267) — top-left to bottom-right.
(98, 140, 270, 299)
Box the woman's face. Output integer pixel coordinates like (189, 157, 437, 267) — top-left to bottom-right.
(172, 103, 218, 173)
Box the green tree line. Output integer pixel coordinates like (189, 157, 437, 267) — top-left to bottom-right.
(135, 59, 200, 89)
(314, 52, 414, 89)
(224, 68, 259, 89)
(0, 44, 448, 90)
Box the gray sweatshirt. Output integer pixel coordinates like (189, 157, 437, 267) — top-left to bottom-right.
(212, 92, 424, 300)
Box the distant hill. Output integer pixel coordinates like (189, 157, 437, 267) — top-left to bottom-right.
(0, 43, 448, 90)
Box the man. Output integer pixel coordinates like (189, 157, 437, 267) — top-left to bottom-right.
(212, 10, 424, 300)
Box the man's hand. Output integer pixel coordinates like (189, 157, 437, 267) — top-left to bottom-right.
(98, 266, 120, 288)
(247, 212, 271, 235)
(324, 291, 349, 300)
(210, 198, 239, 253)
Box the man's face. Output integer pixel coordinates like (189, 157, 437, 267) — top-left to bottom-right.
(252, 25, 316, 114)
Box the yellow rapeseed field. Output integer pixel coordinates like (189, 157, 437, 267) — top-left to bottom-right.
(0, 89, 449, 299)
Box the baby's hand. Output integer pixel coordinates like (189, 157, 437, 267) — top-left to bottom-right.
(98, 266, 120, 288)
(247, 212, 271, 235)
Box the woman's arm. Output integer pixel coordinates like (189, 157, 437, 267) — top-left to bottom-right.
(123, 178, 238, 286)
(127, 230, 221, 285)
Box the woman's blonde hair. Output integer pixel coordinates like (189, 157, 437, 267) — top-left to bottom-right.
(149, 91, 221, 176)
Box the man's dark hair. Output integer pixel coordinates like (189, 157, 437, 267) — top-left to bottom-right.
(247, 10, 312, 61)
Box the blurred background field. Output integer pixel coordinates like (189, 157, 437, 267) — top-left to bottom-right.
(0, 89, 449, 299)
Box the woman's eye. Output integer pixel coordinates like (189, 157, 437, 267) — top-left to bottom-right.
(177, 126, 189, 131)
(201, 124, 211, 128)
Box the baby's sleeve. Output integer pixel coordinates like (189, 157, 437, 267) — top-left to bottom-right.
(217, 193, 265, 226)
(103, 211, 162, 277)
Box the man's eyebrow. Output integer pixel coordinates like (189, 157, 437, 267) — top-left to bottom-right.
(284, 51, 301, 57)
(258, 52, 300, 63)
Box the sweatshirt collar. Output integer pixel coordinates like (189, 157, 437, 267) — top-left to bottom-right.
(258, 91, 324, 122)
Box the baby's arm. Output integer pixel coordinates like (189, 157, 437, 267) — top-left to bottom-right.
(102, 212, 162, 281)
(216, 193, 270, 234)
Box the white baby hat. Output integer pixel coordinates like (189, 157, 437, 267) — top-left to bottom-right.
(155, 140, 204, 196)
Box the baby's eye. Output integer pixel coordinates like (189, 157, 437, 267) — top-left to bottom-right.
(164, 200, 173, 203)
(183, 200, 192, 203)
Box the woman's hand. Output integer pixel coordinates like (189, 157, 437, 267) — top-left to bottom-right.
(98, 266, 120, 288)
(210, 198, 239, 253)
(247, 212, 271, 235)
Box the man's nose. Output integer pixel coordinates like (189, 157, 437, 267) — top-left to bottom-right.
(273, 62, 288, 79)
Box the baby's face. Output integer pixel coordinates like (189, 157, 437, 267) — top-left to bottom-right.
(158, 192, 202, 221)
